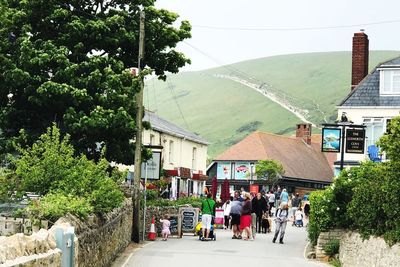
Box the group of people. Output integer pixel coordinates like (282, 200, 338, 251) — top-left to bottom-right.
(218, 188, 310, 244)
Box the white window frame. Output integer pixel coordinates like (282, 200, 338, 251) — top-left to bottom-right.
(150, 134, 155, 145)
(363, 117, 392, 147)
(192, 147, 197, 170)
(169, 140, 174, 164)
(379, 68, 400, 95)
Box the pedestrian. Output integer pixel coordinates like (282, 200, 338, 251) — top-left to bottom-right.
(240, 192, 253, 241)
(222, 198, 232, 230)
(303, 201, 310, 226)
(294, 207, 304, 227)
(261, 212, 271, 233)
(200, 193, 216, 241)
(160, 215, 171, 241)
(280, 188, 289, 205)
(274, 188, 281, 216)
(230, 191, 242, 239)
(251, 192, 268, 234)
(267, 190, 275, 216)
(273, 203, 289, 244)
(291, 193, 301, 225)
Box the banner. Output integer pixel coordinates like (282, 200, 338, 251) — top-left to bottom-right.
(322, 128, 341, 153)
(346, 129, 365, 154)
(217, 162, 231, 179)
(234, 162, 250, 179)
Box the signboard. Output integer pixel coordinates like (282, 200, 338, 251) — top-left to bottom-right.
(141, 152, 161, 179)
(168, 215, 179, 236)
(180, 207, 198, 233)
(322, 128, 341, 153)
(346, 129, 365, 154)
(217, 162, 231, 179)
(214, 209, 224, 226)
(234, 162, 250, 179)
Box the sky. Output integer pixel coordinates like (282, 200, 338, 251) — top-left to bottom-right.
(155, 0, 400, 71)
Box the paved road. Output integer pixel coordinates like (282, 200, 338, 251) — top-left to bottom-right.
(115, 225, 327, 267)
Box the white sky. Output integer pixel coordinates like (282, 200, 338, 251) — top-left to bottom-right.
(155, 0, 400, 71)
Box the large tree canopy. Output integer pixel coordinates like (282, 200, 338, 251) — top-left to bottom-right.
(0, 0, 191, 164)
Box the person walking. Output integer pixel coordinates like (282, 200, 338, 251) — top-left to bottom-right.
(280, 188, 289, 205)
(230, 191, 242, 239)
(267, 190, 275, 216)
(290, 193, 301, 225)
(222, 198, 232, 229)
(240, 192, 253, 240)
(200, 193, 216, 241)
(251, 192, 268, 234)
(274, 188, 281, 216)
(273, 203, 289, 244)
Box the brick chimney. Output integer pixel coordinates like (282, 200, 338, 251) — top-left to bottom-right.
(296, 123, 312, 145)
(351, 31, 369, 90)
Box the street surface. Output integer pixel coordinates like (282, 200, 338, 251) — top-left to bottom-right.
(115, 225, 328, 267)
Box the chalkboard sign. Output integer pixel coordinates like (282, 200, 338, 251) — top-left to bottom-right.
(168, 216, 179, 235)
(180, 207, 198, 233)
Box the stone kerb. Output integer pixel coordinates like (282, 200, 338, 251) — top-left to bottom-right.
(315, 229, 346, 261)
(339, 231, 400, 267)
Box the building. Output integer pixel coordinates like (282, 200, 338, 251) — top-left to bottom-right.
(337, 31, 400, 170)
(142, 111, 209, 198)
(207, 124, 333, 196)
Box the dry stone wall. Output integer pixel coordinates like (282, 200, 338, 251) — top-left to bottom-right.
(315, 229, 345, 260)
(339, 232, 400, 267)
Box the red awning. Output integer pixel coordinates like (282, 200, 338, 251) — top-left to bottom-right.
(165, 169, 178, 177)
(192, 173, 208, 181)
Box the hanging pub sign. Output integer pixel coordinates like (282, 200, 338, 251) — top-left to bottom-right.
(321, 128, 341, 153)
(345, 129, 366, 154)
(141, 152, 161, 180)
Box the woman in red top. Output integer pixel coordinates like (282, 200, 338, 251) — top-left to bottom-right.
(240, 192, 253, 240)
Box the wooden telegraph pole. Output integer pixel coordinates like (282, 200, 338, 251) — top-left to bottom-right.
(132, 10, 145, 243)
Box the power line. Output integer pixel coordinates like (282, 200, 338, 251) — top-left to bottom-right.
(166, 78, 191, 130)
(192, 19, 400, 32)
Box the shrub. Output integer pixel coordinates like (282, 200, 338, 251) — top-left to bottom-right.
(323, 239, 340, 257)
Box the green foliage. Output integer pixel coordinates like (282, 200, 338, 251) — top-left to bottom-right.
(147, 196, 202, 208)
(323, 239, 340, 257)
(0, 0, 191, 164)
(14, 125, 124, 220)
(26, 193, 93, 222)
(378, 116, 400, 161)
(329, 258, 341, 267)
(255, 159, 284, 184)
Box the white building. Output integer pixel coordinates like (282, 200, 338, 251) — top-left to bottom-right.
(336, 31, 400, 172)
(142, 111, 209, 198)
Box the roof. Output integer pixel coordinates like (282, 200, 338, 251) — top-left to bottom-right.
(144, 111, 209, 145)
(340, 55, 400, 107)
(215, 131, 333, 183)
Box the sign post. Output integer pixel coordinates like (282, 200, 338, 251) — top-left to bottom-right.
(322, 123, 366, 171)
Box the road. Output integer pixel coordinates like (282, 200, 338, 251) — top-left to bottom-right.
(114, 224, 328, 267)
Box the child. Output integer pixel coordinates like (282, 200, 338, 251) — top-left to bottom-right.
(160, 215, 171, 241)
(261, 212, 271, 233)
(295, 207, 304, 227)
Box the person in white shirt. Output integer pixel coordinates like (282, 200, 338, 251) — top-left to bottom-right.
(222, 198, 232, 229)
(294, 207, 304, 227)
(267, 190, 275, 216)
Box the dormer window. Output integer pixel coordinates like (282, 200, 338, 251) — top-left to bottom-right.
(379, 69, 400, 95)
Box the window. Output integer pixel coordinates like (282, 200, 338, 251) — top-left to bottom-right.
(169, 140, 174, 163)
(192, 147, 197, 170)
(150, 134, 155, 145)
(363, 118, 392, 146)
(380, 70, 400, 94)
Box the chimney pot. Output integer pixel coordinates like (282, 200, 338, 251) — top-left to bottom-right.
(296, 123, 312, 145)
(351, 31, 369, 91)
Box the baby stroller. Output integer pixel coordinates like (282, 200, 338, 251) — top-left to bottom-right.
(198, 223, 216, 241)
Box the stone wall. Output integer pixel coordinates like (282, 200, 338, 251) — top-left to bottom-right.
(339, 232, 400, 267)
(0, 217, 48, 236)
(1, 249, 61, 267)
(315, 229, 345, 261)
(66, 198, 133, 267)
(144, 206, 180, 238)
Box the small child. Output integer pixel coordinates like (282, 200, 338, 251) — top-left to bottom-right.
(295, 207, 304, 227)
(160, 215, 171, 241)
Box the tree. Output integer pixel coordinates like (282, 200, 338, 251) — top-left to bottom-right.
(0, 0, 191, 164)
(377, 116, 400, 162)
(255, 159, 284, 185)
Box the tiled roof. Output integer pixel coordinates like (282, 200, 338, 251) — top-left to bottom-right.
(340, 55, 400, 107)
(144, 111, 209, 145)
(215, 132, 333, 182)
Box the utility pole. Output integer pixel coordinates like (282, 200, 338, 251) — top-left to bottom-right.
(132, 10, 145, 243)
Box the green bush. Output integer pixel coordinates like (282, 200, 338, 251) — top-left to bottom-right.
(324, 239, 340, 257)
(13, 125, 124, 221)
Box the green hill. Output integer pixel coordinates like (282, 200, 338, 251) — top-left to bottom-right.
(145, 51, 399, 158)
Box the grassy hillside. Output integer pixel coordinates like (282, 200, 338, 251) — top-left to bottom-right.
(145, 51, 399, 158)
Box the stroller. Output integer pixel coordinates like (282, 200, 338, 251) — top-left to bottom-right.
(196, 217, 216, 241)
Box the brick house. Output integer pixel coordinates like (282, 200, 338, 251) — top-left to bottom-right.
(207, 124, 333, 196)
